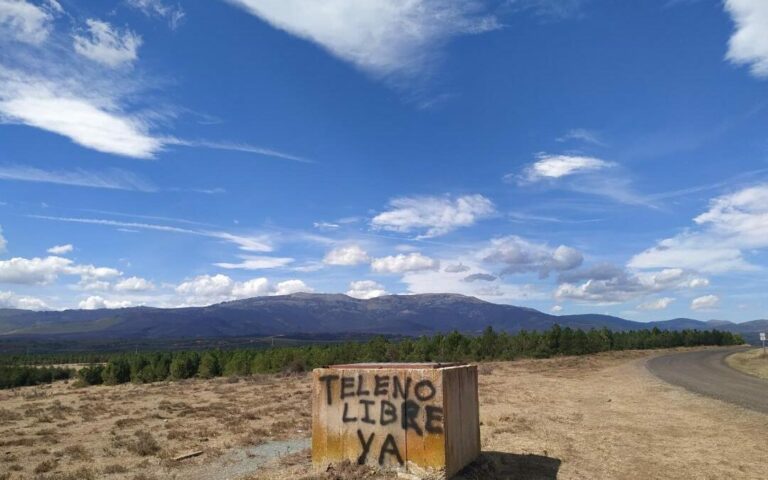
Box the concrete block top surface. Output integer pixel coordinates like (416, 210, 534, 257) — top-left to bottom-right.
(326, 362, 466, 369)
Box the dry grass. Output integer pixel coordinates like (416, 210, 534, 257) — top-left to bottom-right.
(726, 348, 768, 380)
(0, 373, 310, 479)
(0, 348, 766, 479)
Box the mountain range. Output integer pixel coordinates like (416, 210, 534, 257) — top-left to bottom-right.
(0, 293, 765, 343)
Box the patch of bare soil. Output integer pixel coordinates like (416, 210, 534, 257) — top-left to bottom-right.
(1, 347, 766, 480)
(727, 348, 768, 380)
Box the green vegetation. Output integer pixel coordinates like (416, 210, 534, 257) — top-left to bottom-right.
(0, 365, 73, 389)
(0, 326, 743, 389)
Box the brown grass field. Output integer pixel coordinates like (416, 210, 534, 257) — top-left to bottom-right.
(1, 347, 766, 480)
(726, 348, 768, 381)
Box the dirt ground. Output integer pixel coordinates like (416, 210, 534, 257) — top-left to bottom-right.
(1, 347, 767, 480)
(726, 348, 768, 381)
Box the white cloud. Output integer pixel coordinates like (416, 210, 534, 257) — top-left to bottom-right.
(0, 0, 53, 44)
(518, 154, 613, 183)
(550, 304, 563, 313)
(273, 279, 313, 296)
(0, 164, 157, 191)
(214, 255, 293, 270)
(177, 274, 234, 300)
(724, 0, 768, 78)
(0, 255, 120, 285)
(78, 295, 132, 310)
(46, 243, 72, 255)
(0, 290, 48, 310)
(0, 225, 6, 253)
(371, 194, 494, 238)
(226, 0, 498, 79)
(346, 280, 387, 299)
(175, 274, 311, 305)
(0, 72, 163, 158)
(630, 184, 768, 273)
(638, 297, 675, 311)
(691, 294, 719, 311)
(323, 245, 369, 266)
(556, 265, 708, 304)
(371, 252, 439, 274)
(114, 276, 154, 292)
(126, 0, 185, 30)
(481, 236, 583, 278)
(73, 19, 142, 68)
(231, 277, 271, 298)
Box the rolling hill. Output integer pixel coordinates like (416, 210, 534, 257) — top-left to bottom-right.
(0, 293, 763, 341)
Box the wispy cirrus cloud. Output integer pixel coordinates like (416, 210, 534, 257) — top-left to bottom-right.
(73, 19, 142, 69)
(509, 153, 657, 207)
(29, 215, 274, 252)
(0, 164, 157, 191)
(125, 0, 185, 30)
(630, 183, 768, 273)
(507, 0, 587, 19)
(0, 2, 303, 161)
(164, 138, 310, 163)
(214, 255, 294, 270)
(556, 128, 605, 146)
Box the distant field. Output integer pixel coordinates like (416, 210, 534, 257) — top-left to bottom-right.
(0, 347, 765, 479)
(726, 348, 768, 380)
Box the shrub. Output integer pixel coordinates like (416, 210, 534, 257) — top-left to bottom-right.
(128, 431, 160, 456)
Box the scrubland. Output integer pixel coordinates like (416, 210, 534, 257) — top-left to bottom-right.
(1, 347, 766, 480)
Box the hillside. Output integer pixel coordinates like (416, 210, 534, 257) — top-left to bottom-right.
(0, 293, 763, 341)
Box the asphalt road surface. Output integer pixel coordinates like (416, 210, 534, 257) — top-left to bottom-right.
(647, 347, 768, 415)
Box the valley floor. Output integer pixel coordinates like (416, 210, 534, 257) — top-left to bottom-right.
(1, 347, 766, 480)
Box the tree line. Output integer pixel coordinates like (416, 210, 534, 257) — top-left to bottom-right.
(0, 326, 744, 389)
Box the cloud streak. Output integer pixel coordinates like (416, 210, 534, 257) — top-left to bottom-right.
(0, 164, 157, 191)
(29, 215, 274, 252)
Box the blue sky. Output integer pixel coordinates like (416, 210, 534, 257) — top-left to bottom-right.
(0, 0, 767, 321)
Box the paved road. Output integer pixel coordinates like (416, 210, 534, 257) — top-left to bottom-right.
(647, 347, 768, 415)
